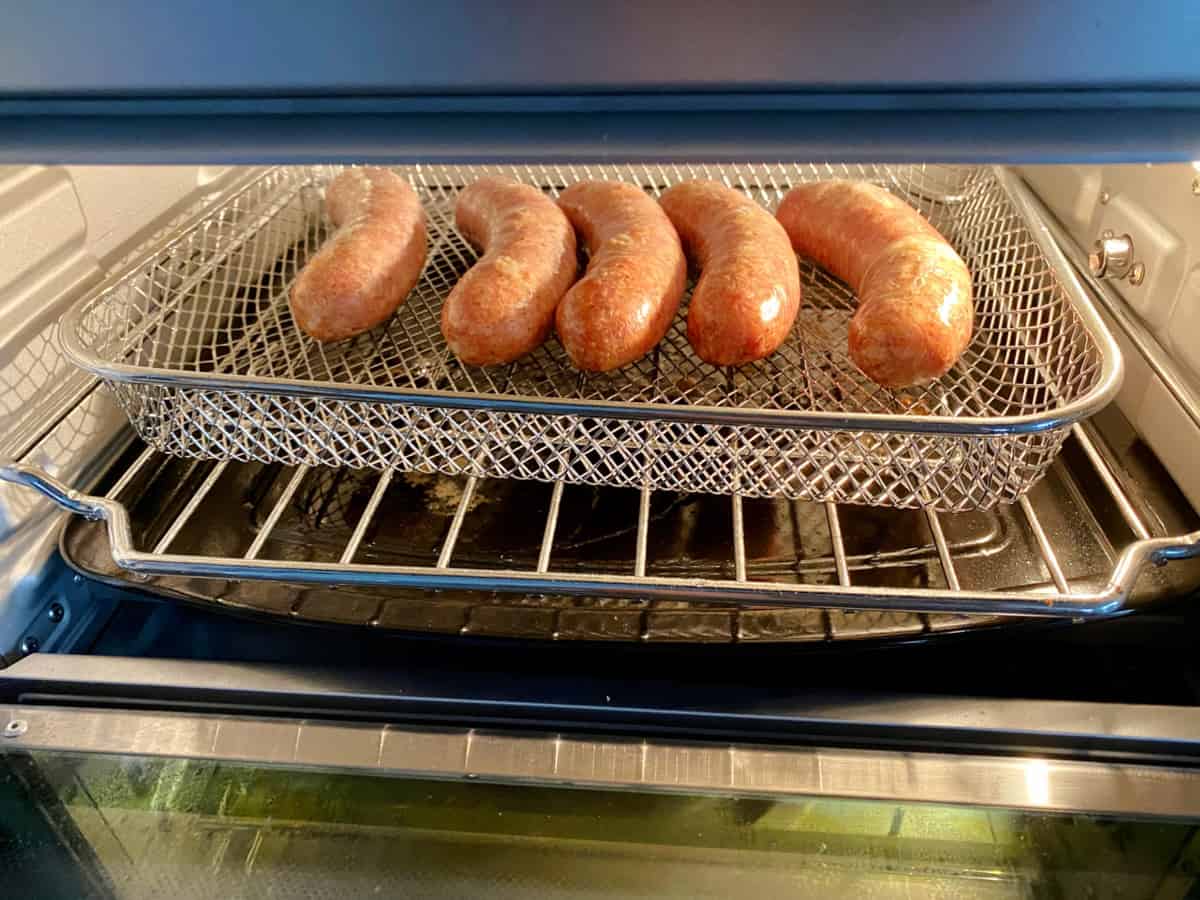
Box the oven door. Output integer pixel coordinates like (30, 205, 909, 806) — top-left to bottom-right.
(4, 702, 1200, 898)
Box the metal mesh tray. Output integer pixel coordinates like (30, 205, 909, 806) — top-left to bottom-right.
(59, 164, 1122, 511)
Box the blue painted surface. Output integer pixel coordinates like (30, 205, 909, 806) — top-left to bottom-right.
(1, 1, 1198, 95)
(0, 107, 1197, 164)
(0, 2, 1197, 161)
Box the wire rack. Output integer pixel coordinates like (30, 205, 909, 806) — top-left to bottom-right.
(9, 417, 1198, 620)
(60, 164, 1120, 511)
(59, 415, 1200, 637)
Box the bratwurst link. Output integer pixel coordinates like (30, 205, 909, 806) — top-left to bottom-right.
(658, 181, 801, 367)
(776, 180, 974, 389)
(556, 181, 687, 372)
(442, 177, 578, 366)
(290, 167, 427, 342)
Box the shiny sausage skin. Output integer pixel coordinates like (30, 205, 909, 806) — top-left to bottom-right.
(775, 181, 973, 388)
(442, 177, 578, 366)
(290, 167, 426, 342)
(556, 181, 687, 372)
(658, 181, 801, 366)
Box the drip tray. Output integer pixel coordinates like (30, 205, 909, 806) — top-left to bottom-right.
(57, 444, 1133, 644)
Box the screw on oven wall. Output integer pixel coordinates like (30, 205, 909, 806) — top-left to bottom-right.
(1193, 176, 1200, 196)
(3, 720, 27, 738)
(1099, 190, 1111, 204)
(48, 603, 65, 623)
(19, 636, 39, 654)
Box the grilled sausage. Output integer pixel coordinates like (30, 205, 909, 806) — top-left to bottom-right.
(442, 177, 578, 366)
(776, 180, 973, 388)
(556, 181, 687, 371)
(290, 167, 426, 342)
(658, 181, 801, 366)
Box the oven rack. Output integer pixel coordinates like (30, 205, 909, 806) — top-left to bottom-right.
(5, 421, 1198, 619)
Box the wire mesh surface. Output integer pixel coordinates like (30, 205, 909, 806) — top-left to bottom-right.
(62, 164, 1114, 510)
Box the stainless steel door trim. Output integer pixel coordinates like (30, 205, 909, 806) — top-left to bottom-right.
(4, 702, 1200, 819)
(7, 655, 1200, 763)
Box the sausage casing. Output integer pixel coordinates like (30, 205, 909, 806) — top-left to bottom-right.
(776, 180, 973, 388)
(442, 177, 578, 366)
(659, 181, 801, 366)
(556, 181, 686, 372)
(290, 167, 426, 342)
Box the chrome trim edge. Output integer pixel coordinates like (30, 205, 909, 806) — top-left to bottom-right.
(3, 704, 1200, 819)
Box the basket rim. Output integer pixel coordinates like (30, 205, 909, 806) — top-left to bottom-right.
(58, 164, 1123, 439)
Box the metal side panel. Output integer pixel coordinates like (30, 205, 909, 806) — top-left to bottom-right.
(0, 166, 250, 662)
(5, 655, 1200, 765)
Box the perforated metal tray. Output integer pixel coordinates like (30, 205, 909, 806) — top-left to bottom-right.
(59, 164, 1121, 510)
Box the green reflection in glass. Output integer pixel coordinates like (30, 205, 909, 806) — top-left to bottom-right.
(2, 751, 1198, 899)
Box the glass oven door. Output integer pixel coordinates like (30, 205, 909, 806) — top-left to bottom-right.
(3, 709, 1200, 899)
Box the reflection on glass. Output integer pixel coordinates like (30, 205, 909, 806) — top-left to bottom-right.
(1, 751, 1198, 899)
(1023, 759, 1051, 808)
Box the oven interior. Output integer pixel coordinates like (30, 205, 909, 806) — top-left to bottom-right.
(0, 162, 1196, 712)
(1, 159, 1200, 896)
(0, 4, 1197, 890)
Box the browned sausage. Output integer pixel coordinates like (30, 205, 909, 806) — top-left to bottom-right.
(775, 181, 973, 388)
(442, 177, 577, 366)
(290, 167, 426, 342)
(556, 181, 687, 372)
(658, 181, 801, 366)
